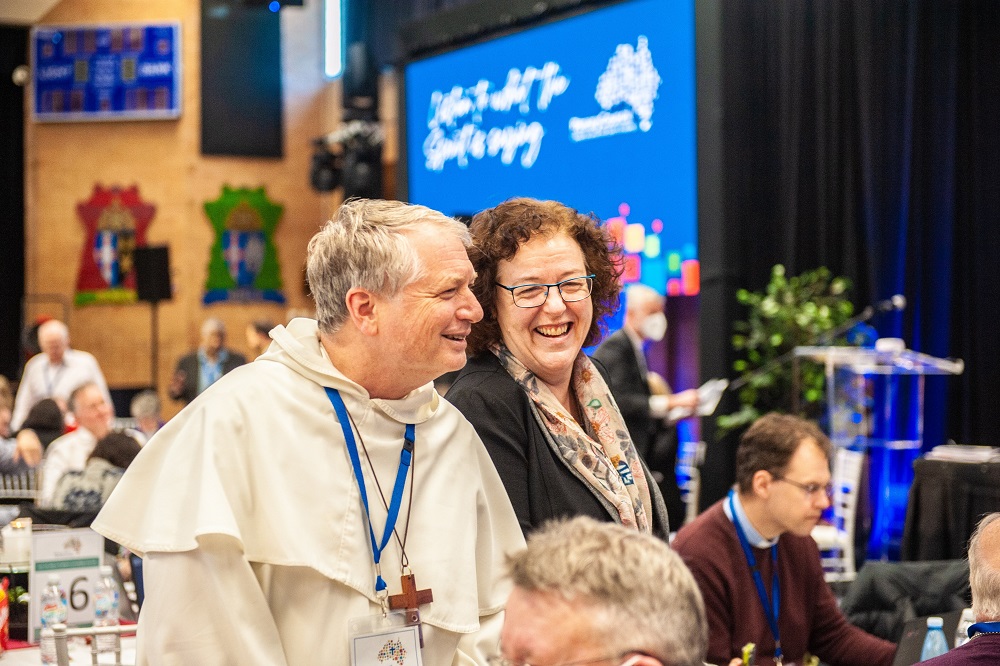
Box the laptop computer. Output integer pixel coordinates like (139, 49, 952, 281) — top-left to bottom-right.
(892, 609, 963, 666)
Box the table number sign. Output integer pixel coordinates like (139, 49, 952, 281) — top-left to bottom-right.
(28, 528, 104, 642)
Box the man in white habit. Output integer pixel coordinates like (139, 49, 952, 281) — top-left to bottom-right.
(93, 199, 526, 665)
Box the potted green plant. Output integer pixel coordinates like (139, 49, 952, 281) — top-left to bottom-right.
(717, 264, 856, 435)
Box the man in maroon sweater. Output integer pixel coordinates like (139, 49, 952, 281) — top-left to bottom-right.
(921, 512, 1000, 665)
(673, 413, 896, 666)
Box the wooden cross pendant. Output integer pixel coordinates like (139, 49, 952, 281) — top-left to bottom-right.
(388, 573, 433, 611)
(388, 574, 433, 647)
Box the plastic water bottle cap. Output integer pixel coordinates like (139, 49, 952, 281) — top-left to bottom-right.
(927, 616, 944, 628)
(99, 564, 113, 576)
(47, 573, 60, 585)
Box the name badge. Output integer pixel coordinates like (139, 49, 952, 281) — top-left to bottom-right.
(349, 610, 424, 666)
(617, 460, 634, 485)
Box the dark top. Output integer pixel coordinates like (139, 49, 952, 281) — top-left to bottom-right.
(446, 352, 669, 539)
(672, 500, 897, 666)
(169, 349, 246, 404)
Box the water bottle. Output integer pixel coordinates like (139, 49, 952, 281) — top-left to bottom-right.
(920, 616, 950, 660)
(93, 564, 120, 653)
(39, 574, 68, 666)
(954, 607, 976, 648)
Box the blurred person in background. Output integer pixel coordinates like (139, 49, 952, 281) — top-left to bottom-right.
(53, 431, 142, 512)
(0, 375, 12, 439)
(38, 382, 114, 507)
(168, 318, 246, 405)
(129, 390, 163, 443)
(245, 319, 276, 359)
(673, 413, 896, 666)
(10, 319, 112, 431)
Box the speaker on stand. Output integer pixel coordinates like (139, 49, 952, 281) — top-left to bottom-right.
(133, 246, 172, 389)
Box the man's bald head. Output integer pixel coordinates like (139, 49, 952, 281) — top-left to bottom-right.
(38, 320, 70, 364)
(969, 512, 1000, 621)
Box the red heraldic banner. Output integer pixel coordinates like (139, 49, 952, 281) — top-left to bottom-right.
(75, 185, 155, 305)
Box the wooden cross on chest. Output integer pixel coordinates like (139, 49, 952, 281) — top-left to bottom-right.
(388, 573, 433, 611)
(387, 574, 433, 648)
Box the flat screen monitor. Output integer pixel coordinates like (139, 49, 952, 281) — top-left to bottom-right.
(402, 0, 698, 304)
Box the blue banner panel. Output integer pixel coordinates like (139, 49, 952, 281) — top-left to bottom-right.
(32, 22, 182, 122)
(404, 0, 697, 296)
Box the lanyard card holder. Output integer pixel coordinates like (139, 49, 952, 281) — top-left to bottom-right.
(349, 609, 424, 666)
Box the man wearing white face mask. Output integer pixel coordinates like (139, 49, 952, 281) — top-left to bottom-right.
(593, 284, 698, 531)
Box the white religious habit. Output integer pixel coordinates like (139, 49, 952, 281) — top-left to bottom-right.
(92, 318, 526, 666)
(10, 348, 112, 431)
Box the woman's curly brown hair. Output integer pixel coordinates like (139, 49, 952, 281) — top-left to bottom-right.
(466, 198, 623, 355)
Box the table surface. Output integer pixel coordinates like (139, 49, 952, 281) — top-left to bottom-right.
(1, 636, 137, 665)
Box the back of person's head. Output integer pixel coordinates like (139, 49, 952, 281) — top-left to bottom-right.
(306, 198, 469, 334)
(130, 390, 161, 420)
(20, 398, 65, 448)
(507, 516, 707, 666)
(89, 432, 142, 470)
(250, 319, 275, 337)
(970, 512, 1000, 621)
(735, 412, 832, 494)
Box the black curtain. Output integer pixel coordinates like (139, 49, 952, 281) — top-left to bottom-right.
(700, 0, 998, 506)
(0, 27, 27, 383)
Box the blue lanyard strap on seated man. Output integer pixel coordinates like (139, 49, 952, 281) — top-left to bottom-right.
(969, 621, 1000, 638)
(729, 489, 783, 665)
(326, 387, 414, 595)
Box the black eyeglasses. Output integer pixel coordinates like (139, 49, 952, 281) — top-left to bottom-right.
(774, 476, 834, 498)
(495, 275, 596, 308)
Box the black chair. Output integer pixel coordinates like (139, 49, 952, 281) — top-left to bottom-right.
(840, 559, 971, 642)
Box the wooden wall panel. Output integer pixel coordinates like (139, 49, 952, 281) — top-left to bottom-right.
(24, 0, 346, 418)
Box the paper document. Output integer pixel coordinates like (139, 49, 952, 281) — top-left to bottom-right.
(668, 378, 730, 421)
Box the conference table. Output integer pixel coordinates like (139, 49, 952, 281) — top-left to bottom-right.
(1, 636, 136, 665)
(901, 458, 1000, 560)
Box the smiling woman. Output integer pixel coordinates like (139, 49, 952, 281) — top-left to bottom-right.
(446, 198, 670, 539)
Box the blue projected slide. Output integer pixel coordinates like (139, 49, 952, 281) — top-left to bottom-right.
(404, 0, 697, 297)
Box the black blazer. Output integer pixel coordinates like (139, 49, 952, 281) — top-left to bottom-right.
(169, 349, 246, 404)
(446, 352, 670, 540)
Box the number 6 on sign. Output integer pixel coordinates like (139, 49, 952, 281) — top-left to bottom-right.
(28, 528, 105, 643)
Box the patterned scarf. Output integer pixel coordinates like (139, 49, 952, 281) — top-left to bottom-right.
(491, 344, 652, 532)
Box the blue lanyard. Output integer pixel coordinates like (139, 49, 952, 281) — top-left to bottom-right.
(325, 387, 414, 594)
(969, 621, 1000, 638)
(729, 490, 782, 664)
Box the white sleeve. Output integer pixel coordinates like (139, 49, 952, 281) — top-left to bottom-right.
(453, 607, 504, 665)
(136, 535, 288, 666)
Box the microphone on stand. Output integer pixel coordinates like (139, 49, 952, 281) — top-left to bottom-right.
(875, 294, 907, 313)
(727, 294, 908, 392)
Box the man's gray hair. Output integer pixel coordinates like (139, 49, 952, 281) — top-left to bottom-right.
(625, 283, 663, 314)
(68, 381, 100, 414)
(508, 516, 707, 666)
(970, 512, 1000, 620)
(306, 198, 470, 334)
(130, 389, 161, 420)
(38, 319, 69, 342)
(201, 318, 225, 336)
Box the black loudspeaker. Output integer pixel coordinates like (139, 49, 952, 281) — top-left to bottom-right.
(134, 246, 172, 303)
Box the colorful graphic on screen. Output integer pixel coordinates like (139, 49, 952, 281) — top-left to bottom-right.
(404, 0, 697, 298)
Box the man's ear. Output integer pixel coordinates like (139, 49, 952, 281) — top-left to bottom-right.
(751, 469, 774, 499)
(344, 287, 378, 336)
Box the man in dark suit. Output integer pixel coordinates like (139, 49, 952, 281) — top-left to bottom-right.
(593, 284, 697, 531)
(168, 318, 246, 405)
